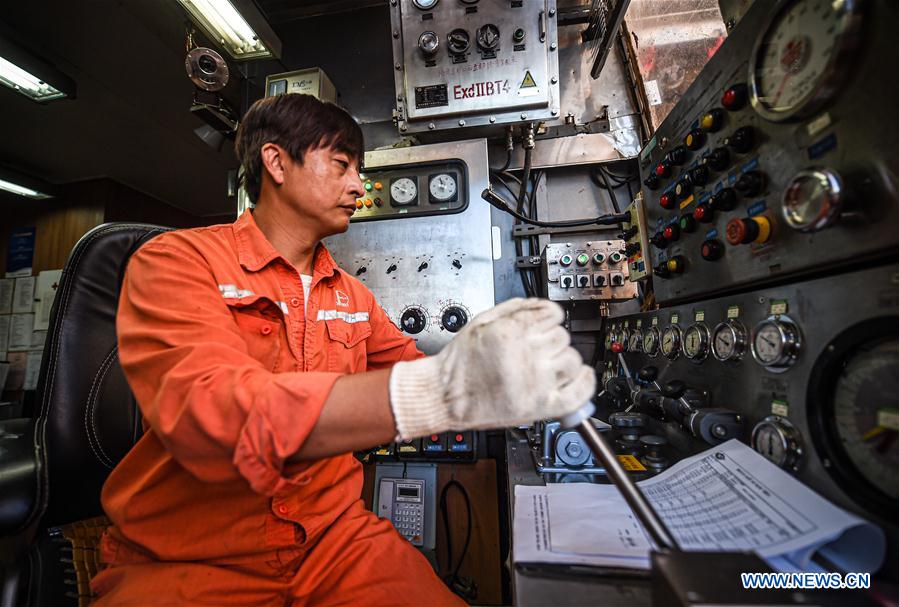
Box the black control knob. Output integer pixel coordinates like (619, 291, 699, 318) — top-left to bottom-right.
(643, 173, 660, 191)
(711, 187, 737, 212)
(662, 223, 680, 243)
(625, 242, 641, 256)
(355, 266, 368, 276)
(653, 265, 672, 279)
(700, 238, 725, 261)
(666, 146, 688, 166)
(679, 213, 697, 233)
(441, 306, 468, 333)
(637, 366, 658, 383)
(400, 308, 427, 334)
(735, 171, 765, 197)
(675, 178, 692, 200)
(662, 380, 687, 399)
(607, 378, 632, 402)
(725, 126, 755, 154)
(688, 165, 710, 187)
(704, 147, 730, 172)
(476, 24, 500, 51)
(684, 128, 706, 151)
(447, 28, 471, 55)
(650, 232, 668, 249)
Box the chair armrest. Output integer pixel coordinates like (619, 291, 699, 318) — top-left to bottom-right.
(0, 418, 38, 537)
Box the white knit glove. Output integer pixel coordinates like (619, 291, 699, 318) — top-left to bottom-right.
(388, 298, 596, 439)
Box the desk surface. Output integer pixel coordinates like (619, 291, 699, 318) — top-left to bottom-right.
(505, 430, 652, 607)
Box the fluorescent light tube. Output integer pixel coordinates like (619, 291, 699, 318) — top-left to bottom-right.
(176, 0, 275, 59)
(0, 55, 66, 102)
(0, 177, 52, 199)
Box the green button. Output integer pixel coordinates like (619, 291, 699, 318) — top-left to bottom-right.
(576, 253, 589, 266)
(560, 254, 573, 266)
(364, 182, 373, 191)
(610, 252, 623, 263)
(593, 253, 606, 265)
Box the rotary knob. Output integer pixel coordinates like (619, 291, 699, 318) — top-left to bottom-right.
(704, 147, 730, 172)
(418, 31, 440, 56)
(441, 306, 468, 333)
(400, 307, 427, 334)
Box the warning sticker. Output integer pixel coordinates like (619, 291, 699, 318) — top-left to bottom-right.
(518, 70, 539, 97)
(617, 455, 646, 472)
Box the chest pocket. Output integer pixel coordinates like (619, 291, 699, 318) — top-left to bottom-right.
(324, 319, 372, 373)
(226, 296, 284, 372)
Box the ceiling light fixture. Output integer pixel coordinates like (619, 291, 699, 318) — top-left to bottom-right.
(0, 177, 53, 200)
(175, 0, 282, 60)
(0, 35, 76, 103)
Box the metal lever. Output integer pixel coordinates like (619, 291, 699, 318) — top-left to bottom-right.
(560, 404, 679, 551)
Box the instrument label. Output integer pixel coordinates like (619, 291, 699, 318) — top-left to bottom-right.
(617, 455, 647, 471)
(671, 313, 679, 324)
(695, 310, 705, 322)
(770, 299, 788, 315)
(771, 400, 789, 417)
(727, 305, 741, 319)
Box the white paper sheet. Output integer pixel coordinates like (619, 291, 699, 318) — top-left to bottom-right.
(33, 269, 62, 331)
(12, 276, 35, 314)
(513, 439, 886, 574)
(23, 350, 42, 390)
(8, 314, 34, 351)
(0, 279, 14, 314)
(0, 315, 9, 353)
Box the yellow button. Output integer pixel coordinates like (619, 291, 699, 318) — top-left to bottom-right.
(667, 259, 679, 272)
(374, 181, 383, 190)
(356, 199, 363, 209)
(701, 114, 715, 130)
(364, 199, 373, 208)
(750, 216, 771, 244)
(685, 133, 694, 147)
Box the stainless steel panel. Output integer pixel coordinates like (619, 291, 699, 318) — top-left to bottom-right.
(391, 0, 561, 132)
(639, 1, 899, 303)
(507, 132, 619, 170)
(325, 139, 494, 354)
(544, 240, 639, 302)
(605, 262, 899, 555)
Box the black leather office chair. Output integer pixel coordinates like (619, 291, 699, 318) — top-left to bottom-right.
(0, 223, 171, 606)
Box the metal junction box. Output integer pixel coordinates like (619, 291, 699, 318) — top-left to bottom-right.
(390, 0, 561, 133)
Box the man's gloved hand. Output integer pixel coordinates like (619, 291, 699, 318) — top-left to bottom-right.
(388, 298, 596, 439)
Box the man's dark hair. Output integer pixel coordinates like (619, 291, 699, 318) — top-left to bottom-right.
(235, 94, 364, 203)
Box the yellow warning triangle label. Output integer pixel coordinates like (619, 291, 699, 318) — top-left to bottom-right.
(520, 70, 537, 89)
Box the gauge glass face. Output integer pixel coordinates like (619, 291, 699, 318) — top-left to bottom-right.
(390, 177, 418, 205)
(753, 322, 784, 365)
(713, 323, 738, 360)
(752, 422, 789, 467)
(831, 339, 899, 501)
(643, 327, 660, 356)
(661, 327, 681, 359)
(429, 174, 457, 201)
(750, 0, 859, 120)
(683, 325, 708, 360)
(413, 0, 439, 9)
(629, 330, 643, 353)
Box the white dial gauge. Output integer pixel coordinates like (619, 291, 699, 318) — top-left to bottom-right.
(749, 0, 864, 121)
(643, 327, 660, 357)
(390, 177, 418, 206)
(751, 316, 801, 371)
(412, 0, 439, 9)
(661, 326, 682, 360)
(712, 321, 748, 362)
(682, 323, 710, 362)
(429, 173, 457, 202)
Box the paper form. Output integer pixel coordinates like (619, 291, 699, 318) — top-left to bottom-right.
(513, 439, 885, 573)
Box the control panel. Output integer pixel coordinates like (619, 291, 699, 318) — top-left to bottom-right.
(351, 161, 467, 221)
(326, 139, 494, 354)
(389, 0, 561, 133)
(621, 195, 651, 282)
(601, 262, 899, 543)
(639, 0, 899, 303)
(543, 239, 639, 302)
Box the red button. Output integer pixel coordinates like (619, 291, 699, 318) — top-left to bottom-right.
(455, 434, 464, 443)
(611, 342, 624, 353)
(290, 297, 301, 308)
(659, 193, 675, 210)
(277, 505, 288, 514)
(261, 325, 272, 335)
(430, 434, 439, 442)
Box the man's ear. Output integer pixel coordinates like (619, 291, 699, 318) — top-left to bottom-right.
(260, 143, 287, 186)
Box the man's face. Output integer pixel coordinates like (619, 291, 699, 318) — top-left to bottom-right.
(280, 145, 364, 238)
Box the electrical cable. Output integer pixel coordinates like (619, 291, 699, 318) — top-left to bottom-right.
(440, 480, 476, 601)
(516, 146, 533, 214)
(482, 188, 628, 227)
(596, 168, 622, 214)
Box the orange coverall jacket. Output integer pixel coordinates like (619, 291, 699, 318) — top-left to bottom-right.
(92, 211, 463, 605)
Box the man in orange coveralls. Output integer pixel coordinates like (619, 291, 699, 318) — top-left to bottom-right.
(90, 94, 594, 605)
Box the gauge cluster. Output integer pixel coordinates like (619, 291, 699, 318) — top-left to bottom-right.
(638, 0, 899, 304)
(350, 160, 467, 222)
(602, 262, 899, 534)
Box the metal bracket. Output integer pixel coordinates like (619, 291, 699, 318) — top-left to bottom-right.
(515, 255, 542, 268)
(512, 224, 619, 237)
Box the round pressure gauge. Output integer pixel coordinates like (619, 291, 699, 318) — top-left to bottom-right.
(682, 323, 711, 362)
(661, 326, 682, 360)
(751, 415, 803, 470)
(629, 329, 643, 353)
(390, 177, 418, 206)
(749, 0, 864, 122)
(643, 327, 660, 357)
(782, 168, 844, 232)
(429, 173, 457, 202)
(412, 0, 439, 10)
(712, 320, 748, 362)
(751, 315, 801, 372)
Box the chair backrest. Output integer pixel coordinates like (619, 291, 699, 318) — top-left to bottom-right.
(29, 223, 171, 530)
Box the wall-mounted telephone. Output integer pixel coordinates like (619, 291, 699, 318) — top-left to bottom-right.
(377, 477, 426, 547)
